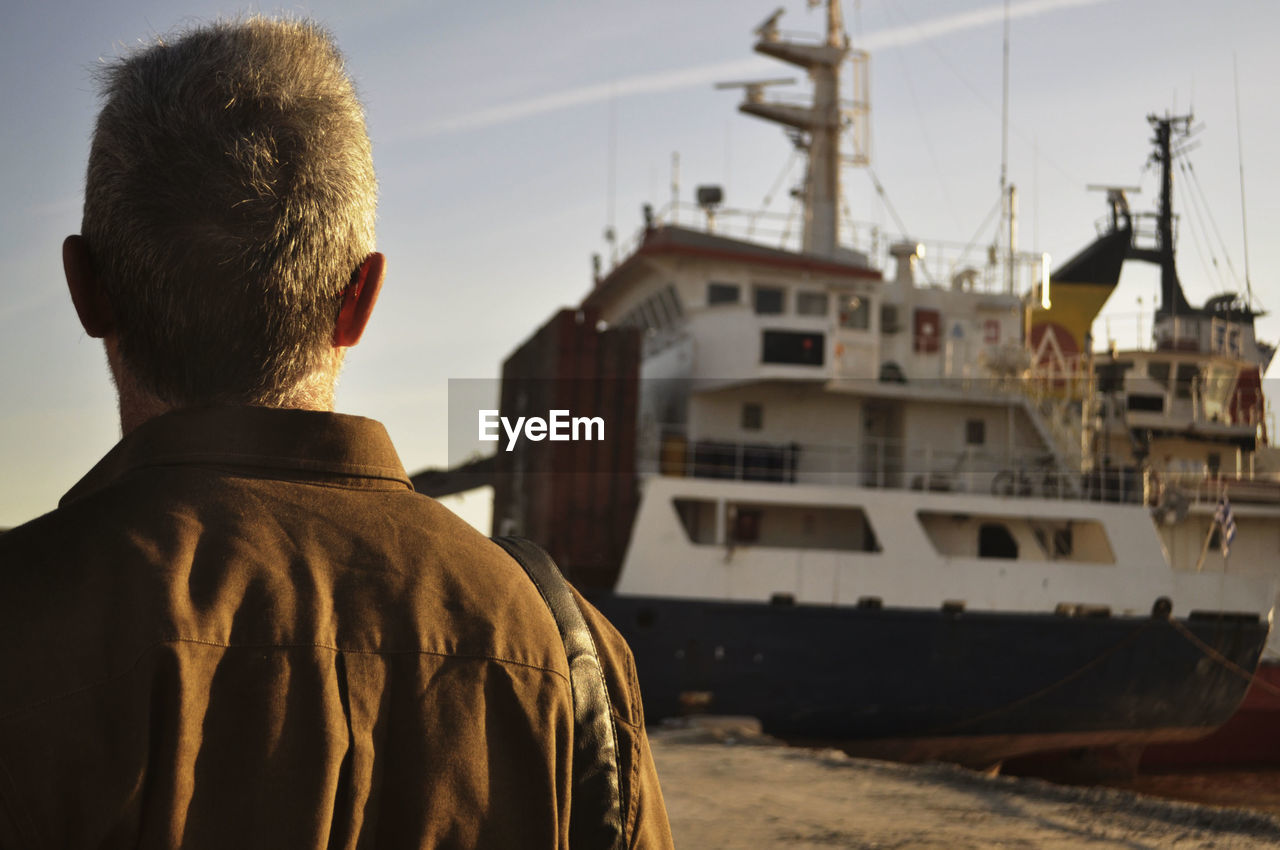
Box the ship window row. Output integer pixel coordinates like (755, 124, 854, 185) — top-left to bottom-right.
(672, 498, 880, 552)
(752, 285, 835, 317)
(707, 281, 855, 321)
(668, 499, 1116, 564)
(618, 284, 684, 333)
(689, 300, 990, 350)
(1097, 359, 1213, 412)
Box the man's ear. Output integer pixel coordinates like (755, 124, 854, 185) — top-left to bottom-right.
(333, 252, 385, 348)
(63, 235, 114, 338)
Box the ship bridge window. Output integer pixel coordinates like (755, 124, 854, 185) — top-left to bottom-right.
(838, 295, 870, 330)
(797, 291, 828, 316)
(621, 287, 687, 334)
(708, 282, 740, 305)
(662, 284, 684, 318)
(654, 294, 677, 326)
(1211, 323, 1241, 355)
(754, 286, 785, 315)
(762, 330, 825, 366)
(639, 299, 662, 329)
(672, 498, 882, 551)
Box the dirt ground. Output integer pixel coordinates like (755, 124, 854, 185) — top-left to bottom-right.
(649, 720, 1280, 849)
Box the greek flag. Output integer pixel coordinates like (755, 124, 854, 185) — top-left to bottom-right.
(1214, 495, 1237, 558)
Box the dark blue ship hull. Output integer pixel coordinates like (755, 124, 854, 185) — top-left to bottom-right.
(589, 594, 1268, 765)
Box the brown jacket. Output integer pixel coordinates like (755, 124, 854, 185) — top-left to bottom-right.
(0, 406, 672, 848)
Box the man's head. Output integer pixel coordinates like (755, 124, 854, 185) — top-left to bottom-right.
(65, 17, 382, 421)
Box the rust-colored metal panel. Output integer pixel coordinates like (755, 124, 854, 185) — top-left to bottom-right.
(493, 307, 640, 589)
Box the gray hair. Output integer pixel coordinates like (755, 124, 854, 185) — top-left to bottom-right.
(83, 17, 377, 407)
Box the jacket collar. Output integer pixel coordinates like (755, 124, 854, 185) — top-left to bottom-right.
(61, 406, 413, 506)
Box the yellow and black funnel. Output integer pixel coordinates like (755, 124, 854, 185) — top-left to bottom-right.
(1029, 201, 1131, 366)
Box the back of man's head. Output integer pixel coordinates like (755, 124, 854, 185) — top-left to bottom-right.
(82, 17, 377, 408)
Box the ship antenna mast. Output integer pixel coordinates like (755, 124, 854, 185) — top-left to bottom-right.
(719, 1, 865, 258)
(1233, 53, 1255, 308)
(1151, 113, 1194, 317)
(998, 0, 1016, 294)
(1124, 114, 1195, 319)
(999, 0, 1009, 210)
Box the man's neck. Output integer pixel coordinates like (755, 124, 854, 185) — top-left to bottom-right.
(117, 390, 172, 435)
(110, 345, 342, 435)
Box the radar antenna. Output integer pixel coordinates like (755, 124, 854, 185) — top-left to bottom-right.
(714, 78, 798, 104)
(755, 8, 786, 40)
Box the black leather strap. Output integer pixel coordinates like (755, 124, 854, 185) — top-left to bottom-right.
(492, 536, 625, 849)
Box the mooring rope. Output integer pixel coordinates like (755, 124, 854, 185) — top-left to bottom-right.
(1169, 616, 1280, 699)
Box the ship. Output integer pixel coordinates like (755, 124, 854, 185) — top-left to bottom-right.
(1020, 112, 1280, 770)
(416, 1, 1276, 768)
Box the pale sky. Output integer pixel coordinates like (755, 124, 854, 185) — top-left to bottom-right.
(3, 0, 1278, 531)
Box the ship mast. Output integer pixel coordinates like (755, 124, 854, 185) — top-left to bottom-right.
(734, 1, 860, 258)
(1128, 114, 1195, 317)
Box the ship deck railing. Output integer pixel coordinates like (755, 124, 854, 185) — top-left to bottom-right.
(1150, 471, 1280, 509)
(1095, 310, 1267, 363)
(606, 202, 1046, 296)
(641, 423, 1280, 507)
(639, 425, 1149, 503)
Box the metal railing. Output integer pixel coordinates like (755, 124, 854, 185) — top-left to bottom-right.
(602, 204, 1043, 296)
(638, 425, 1105, 500)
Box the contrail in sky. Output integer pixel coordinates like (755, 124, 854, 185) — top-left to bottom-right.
(418, 0, 1113, 137)
(419, 58, 770, 137)
(861, 0, 1112, 51)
